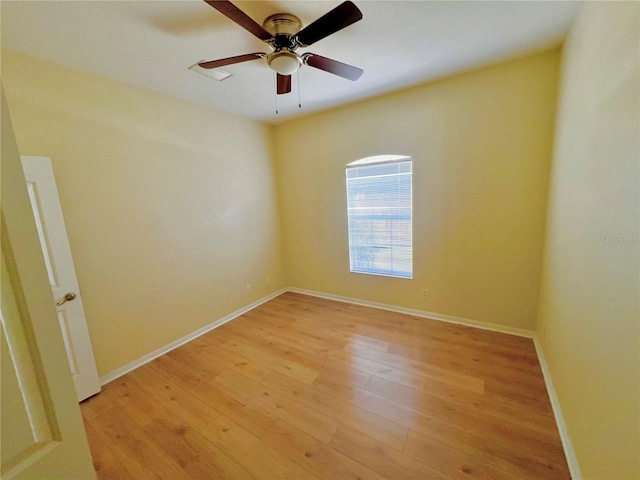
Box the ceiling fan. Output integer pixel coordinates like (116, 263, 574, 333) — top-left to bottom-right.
(197, 0, 364, 95)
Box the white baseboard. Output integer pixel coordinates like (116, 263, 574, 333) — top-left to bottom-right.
(100, 285, 534, 386)
(286, 287, 535, 338)
(533, 336, 582, 480)
(99, 288, 288, 385)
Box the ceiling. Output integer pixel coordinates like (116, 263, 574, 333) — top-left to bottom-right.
(1, 1, 581, 124)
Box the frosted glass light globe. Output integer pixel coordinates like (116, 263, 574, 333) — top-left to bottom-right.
(268, 52, 301, 75)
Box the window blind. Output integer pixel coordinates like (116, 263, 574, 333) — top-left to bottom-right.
(346, 159, 413, 278)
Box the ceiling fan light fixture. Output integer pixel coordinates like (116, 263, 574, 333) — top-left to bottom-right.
(267, 51, 302, 75)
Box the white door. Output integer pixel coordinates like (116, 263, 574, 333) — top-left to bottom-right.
(21, 156, 101, 402)
(2, 89, 96, 478)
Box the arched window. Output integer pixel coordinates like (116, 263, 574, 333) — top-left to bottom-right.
(345, 155, 413, 278)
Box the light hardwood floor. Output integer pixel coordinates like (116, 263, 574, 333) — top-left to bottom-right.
(81, 292, 570, 479)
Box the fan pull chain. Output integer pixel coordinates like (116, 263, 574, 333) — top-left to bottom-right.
(274, 72, 279, 115)
(297, 70, 302, 109)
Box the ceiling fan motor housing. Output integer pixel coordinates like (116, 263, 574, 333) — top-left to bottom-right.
(263, 13, 302, 36)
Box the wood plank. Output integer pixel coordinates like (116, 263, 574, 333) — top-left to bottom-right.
(213, 369, 340, 444)
(145, 352, 207, 390)
(127, 362, 312, 478)
(313, 366, 372, 389)
(199, 413, 321, 479)
(330, 425, 451, 480)
(220, 339, 321, 384)
(402, 429, 513, 480)
(260, 308, 391, 352)
(314, 372, 479, 442)
(365, 375, 559, 437)
(342, 342, 485, 393)
(131, 365, 219, 423)
(189, 374, 278, 438)
(143, 417, 256, 480)
(260, 369, 409, 450)
(313, 363, 566, 466)
(224, 318, 342, 357)
(98, 374, 257, 480)
(82, 420, 137, 480)
(85, 406, 188, 479)
(219, 323, 329, 371)
(188, 333, 274, 381)
(98, 375, 167, 426)
(262, 418, 386, 480)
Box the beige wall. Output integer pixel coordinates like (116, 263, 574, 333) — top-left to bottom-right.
(2, 50, 284, 377)
(275, 51, 559, 330)
(537, 3, 640, 478)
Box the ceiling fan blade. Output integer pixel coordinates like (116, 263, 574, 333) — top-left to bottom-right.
(198, 53, 265, 69)
(303, 53, 363, 81)
(204, 0, 273, 42)
(294, 1, 362, 47)
(277, 74, 292, 95)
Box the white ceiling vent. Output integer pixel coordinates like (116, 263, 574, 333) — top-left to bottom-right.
(188, 62, 232, 81)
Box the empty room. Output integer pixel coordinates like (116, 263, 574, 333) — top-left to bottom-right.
(1, 1, 638, 479)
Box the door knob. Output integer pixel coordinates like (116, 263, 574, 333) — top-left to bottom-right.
(56, 292, 76, 306)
